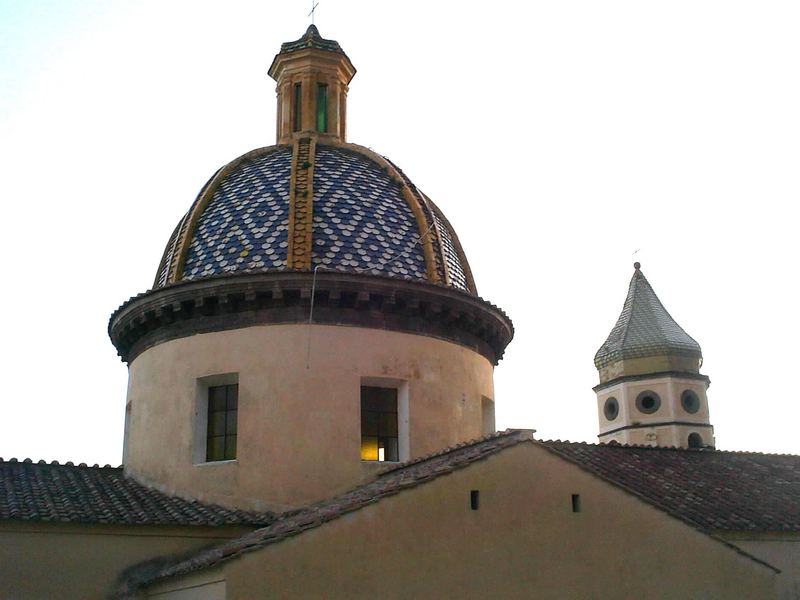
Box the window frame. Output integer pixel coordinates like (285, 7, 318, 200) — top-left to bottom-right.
(193, 373, 239, 465)
(360, 377, 410, 464)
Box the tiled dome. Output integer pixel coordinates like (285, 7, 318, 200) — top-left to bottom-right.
(154, 141, 476, 294)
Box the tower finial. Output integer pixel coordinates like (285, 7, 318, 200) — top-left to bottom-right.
(634, 261, 641, 270)
(309, 1, 319, 25)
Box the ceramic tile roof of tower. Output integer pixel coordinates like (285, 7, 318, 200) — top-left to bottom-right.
(541, 440, 800, 532)
(594, 264, 702, 368)
(0, 458, 274, 527)
(278, 24, 344, 55)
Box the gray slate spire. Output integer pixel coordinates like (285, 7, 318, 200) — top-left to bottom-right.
(594, 263, 702, 368)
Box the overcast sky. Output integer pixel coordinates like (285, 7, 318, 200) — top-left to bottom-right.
(1, 1, 798, 465)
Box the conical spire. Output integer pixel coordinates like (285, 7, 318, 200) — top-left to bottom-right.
(594, 263, 702, 369)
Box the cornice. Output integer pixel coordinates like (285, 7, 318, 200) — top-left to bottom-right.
(593, 371, 711, 393)
(109, 272, 513, 366)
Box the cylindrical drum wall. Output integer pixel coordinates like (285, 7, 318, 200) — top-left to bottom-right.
(123, 323, 495, 512)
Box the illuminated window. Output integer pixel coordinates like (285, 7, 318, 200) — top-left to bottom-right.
(206, 384, 238, 461)
(293, 83, 302, 132)
(360, 386, 398, 462)
(316, 83, 328, 132)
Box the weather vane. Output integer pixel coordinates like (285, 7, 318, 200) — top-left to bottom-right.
(309, 1, 319, 25)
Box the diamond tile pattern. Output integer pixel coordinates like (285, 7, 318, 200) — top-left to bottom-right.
(595, 268, 702, 368)
(158, 143, 473, 291)
(0, 459, 273, 526)
(311, 146, 427, 280)
(183, 148, 292, 281)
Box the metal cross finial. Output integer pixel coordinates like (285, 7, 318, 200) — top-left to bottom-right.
(309, 1, 319, 24)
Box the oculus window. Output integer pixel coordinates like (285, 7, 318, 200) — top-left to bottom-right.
(361, 386, 398, 462)
(603, 397, 619, 421)
(635, 390, 661, 414)
(681, 389, 701, 414)
(207, 384, 238, 461)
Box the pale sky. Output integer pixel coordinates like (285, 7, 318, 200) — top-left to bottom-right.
(1, 0, 798, 465)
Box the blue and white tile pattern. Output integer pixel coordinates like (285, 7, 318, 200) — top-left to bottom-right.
(182, 148, 292, 280)
(311, 147, 427, 280)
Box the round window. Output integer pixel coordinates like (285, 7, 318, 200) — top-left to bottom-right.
(681, 390, 701, 414)
(603, 397, 619, 421)
(635, 390, 661, 414)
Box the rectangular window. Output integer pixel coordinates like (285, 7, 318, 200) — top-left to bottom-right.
(293, 83, 302, 132)
(206, 384, 238, 461)
(316, 83, 328, 132)
(360, 386, 398, 462)
(481, 396, 495, 436)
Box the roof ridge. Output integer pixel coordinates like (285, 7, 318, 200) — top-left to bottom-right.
(377, 429, 534, 475)
(113, 429, 534, 595)
(0, 457, 121, 469)
(538, 439, 800, 457)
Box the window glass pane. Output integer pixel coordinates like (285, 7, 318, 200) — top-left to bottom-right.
(225, 435, 237, 460)
(226, 384, 238, 410)
(378, 412, 398, 437)
(226, 410, 238, 435)
(361, 436, 378, 461)
(209, 387, 226, 412)
(207, 436, 225, 461)
(316, 84, 328, 132)
(361, 411, 378, 436)
(383, 437, 399, 462)
(361, 386, 397, 412)
(208, 411, 226, 436)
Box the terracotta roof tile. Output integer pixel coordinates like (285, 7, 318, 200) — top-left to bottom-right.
(539, 441, 800, 532)
(0, 459, 273, 527)
(110, 429, 533, 597)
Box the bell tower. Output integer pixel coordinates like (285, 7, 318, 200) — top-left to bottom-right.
(593, 263, 714, 449)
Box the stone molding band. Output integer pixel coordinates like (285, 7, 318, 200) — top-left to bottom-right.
(109, 272, 513, 366)
(600, 421, 715, 437)
(593, 371, 711, 393)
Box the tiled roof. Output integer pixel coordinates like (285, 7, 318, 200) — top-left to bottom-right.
(541, 441, 800, 532)
(278, 25, 345, 55)
(594, 264, 702, 368)
(155, 144, 473, 292)
(0, 459, 273, 527)
(113, 432, 800, 596)
(111, 430, 533, 596)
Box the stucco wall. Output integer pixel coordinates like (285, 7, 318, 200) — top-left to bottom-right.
(0, 522, 248, 600)
(125, 324, 495, 512)
(212, 442, 776, 599)
(597, 374, 713, 447)
(721, 534, 800, 600)
(147, 569, 226, 600)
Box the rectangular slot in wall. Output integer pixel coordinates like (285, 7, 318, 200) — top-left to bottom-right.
(470, 490, 480, 510)
(571, 494, 581, 513)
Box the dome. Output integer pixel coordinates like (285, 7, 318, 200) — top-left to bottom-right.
(110, 26, 512, 368)
(154, 141, 476, 294)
